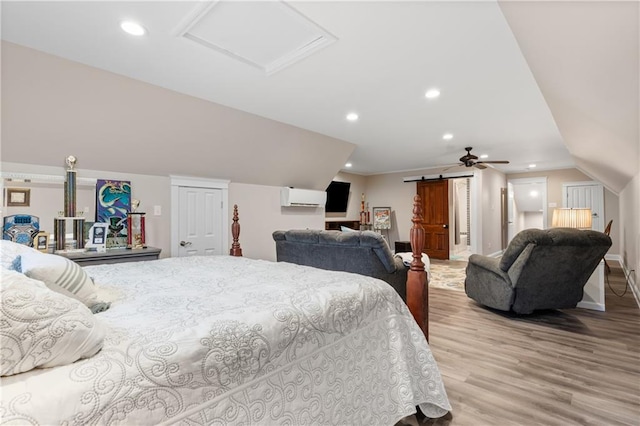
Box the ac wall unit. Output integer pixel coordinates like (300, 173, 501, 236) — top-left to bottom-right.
(280, 187, 327, 207)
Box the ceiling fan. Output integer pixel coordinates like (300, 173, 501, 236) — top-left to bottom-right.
(454, 146, 510, 170)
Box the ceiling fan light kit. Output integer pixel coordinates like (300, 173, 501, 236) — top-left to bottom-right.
(458, 147, 510, 169)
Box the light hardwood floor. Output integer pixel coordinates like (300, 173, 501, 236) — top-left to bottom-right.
(414, 262, 639, 426)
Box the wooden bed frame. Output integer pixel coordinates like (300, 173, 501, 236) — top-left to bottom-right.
(228, 196, 430, 340)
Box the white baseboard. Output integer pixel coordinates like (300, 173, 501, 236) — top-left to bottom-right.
(487, 249, 504, 258)
(577, 300, 605, 311)
(605, 253, 622, 263)
(619, 259, 639, 309)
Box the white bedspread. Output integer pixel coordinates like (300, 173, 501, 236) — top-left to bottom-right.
(1, 256, 450, 425)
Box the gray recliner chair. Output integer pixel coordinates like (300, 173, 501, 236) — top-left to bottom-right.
(272, 229, 408, 301)
(464, 228, 612, 314)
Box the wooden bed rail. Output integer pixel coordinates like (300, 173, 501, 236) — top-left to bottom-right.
(230, 204, 243, 257)
(406, 194, 429, 340)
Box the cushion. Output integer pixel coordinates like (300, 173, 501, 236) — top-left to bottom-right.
(19, 251, 98, 307)
(0, 270, 106, 376)
(0, 239, 39, 270)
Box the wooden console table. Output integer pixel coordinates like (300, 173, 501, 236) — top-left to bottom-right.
(58, 247, 161, 266)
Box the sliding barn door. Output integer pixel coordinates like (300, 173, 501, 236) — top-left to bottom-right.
(417, 180, 449, 260)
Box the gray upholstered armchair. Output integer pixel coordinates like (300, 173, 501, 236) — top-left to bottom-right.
(272, 229, 408, 301)
(464, 228, 612, 314)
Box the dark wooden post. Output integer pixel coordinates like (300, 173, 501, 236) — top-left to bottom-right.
(229, 204, 243, 257)
(407, 194, 429, 340)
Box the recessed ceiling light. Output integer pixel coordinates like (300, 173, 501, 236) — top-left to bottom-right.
(345, 162, 352, 168)
(442, 133, 453, 140)
(425, 88, 440, 99)
(529, 164, 537, 168)
(530, 190, 539, 197)
(346, 113, 359, 122)
(480, 154, 488, 159)
(121, 21, 146, 36)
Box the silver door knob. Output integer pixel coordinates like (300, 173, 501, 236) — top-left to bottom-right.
(180, 241, 192, 247)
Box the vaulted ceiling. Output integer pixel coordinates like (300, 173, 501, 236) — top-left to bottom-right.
(1, 1, 637, 192)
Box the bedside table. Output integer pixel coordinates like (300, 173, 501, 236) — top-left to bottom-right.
(58, 247, 161, 266)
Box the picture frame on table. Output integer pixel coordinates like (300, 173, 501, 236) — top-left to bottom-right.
(35, 232, 49, 252)
(92, 224, 107, 245)
(373, 207, 392, 230)
(6, 188, 30, 207)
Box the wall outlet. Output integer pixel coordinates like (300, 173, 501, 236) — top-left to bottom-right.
(549, 202, 557, 207)
(154, 205, 162, 216)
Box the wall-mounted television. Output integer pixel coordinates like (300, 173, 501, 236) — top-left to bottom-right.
(325, 181, 351, 213)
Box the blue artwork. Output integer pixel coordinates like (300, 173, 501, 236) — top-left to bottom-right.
(3, 215, 40, 247)
(96, 179, 131, 247)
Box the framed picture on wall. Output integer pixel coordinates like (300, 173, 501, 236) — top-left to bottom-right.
(373, 207, 392, 230)
(7, 188, 30, 207)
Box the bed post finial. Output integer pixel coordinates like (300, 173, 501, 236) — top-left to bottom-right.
(230, 204, 243, 257)
(407, 194, 429, 340)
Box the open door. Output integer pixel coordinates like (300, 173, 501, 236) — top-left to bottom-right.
(417, 180, 449, 260)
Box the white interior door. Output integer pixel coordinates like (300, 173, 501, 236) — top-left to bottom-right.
(177, 187, 223, 256)
(563, 182, 604, 231)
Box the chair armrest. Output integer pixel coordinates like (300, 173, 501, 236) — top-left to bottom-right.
(465, 255, 514, 311)
(467, 255, 512, 286)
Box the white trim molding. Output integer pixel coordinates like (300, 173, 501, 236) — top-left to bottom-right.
(170, 176, 230, 258)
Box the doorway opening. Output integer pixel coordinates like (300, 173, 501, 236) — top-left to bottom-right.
(450, 178, 472, 260)
(506, 177, 547, 245)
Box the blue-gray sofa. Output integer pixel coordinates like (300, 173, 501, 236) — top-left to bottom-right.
(272, 229, 408, 301)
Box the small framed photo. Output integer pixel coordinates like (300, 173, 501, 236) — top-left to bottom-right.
(373, 207, 392, 230)
(35, 232, 49, 252)
(92, 224, 107, 245)
(7, 188, 30, 207)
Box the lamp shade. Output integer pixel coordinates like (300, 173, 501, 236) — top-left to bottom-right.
(551, 208, 592, 229)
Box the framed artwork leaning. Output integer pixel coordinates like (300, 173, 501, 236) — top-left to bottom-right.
(373, 207, 392, 230)
(96, 179, 131, 248)
(35, 232, 49, 252)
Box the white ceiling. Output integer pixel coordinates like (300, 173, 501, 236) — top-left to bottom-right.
(1, 1, 636, 188)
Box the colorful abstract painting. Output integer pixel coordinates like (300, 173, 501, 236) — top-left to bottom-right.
(96, 179, 131, 248)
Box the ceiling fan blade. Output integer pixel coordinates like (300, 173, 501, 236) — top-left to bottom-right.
(477, 160, 510, 164)
(474, 164, 488, 170)
(441, 163, 464, 172)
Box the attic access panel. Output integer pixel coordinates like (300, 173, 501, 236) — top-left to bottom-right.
(176, 1, 337, 75)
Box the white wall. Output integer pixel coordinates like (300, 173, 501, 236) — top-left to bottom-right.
(2, 162, 327, 262)
(523, 211, 543, 229)
(619, 170, 639, 300)
(229, 183, 325, 261)
(479, 167, 507, 255)
(2, 162, 172, 256)
(508, 168, 620, 256)
(2, 42, 354, 190)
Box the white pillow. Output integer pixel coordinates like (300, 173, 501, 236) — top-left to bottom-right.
(0, 270, 106, 376)
(0, 239, 38, 270)
(19, 251, 98, 307)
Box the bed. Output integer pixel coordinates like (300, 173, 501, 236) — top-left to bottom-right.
(0, 198, 450, 425)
